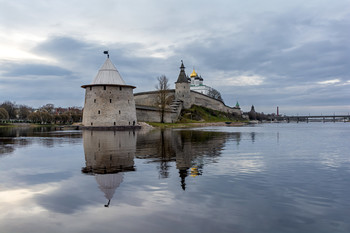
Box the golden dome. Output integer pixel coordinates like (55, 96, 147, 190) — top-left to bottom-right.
(190, 68, 198, 78)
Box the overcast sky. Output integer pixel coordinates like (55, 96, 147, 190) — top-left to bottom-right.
(0, 0, 349, 115)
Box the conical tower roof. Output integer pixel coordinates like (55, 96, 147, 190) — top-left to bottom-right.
(176, 60, 189, 83)
(95, 173, 124, 202)
(92, 58, 126, 85)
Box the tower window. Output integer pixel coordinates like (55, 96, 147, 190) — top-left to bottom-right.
(90, 87, 92, 91)
(91, 122, 93, 126)
(110, 99, 112, 103)
(120, 87, 122, 91)
(114, 122, 116, 125)
(119, 110, 121, 114)
(94, 99, 96, 103)
(98, 110, 100, 114)
(104, 86, 106, 90)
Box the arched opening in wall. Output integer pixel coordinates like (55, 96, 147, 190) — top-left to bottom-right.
(114, 122, 116, 125)
(104, 86, 106, 90)
(110, 99, 112, 103)
(98, 110, 100, 114)
(91, 122, 93, 126)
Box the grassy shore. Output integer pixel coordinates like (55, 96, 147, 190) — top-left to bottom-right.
(147, 105, 248, 128)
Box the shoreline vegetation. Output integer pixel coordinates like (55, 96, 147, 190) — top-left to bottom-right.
(0, 121, 247, 129)
(1, 105, 249, 129)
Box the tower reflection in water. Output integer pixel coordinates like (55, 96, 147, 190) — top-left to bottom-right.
(136, 130, 241, 190)
(81, 130, 136, 207)
(82, 129, 241, 206)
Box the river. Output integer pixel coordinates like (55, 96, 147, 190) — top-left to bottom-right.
(0, 123, 349, 233)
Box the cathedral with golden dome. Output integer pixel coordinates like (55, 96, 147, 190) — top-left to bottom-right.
(189, 68, 218, 96)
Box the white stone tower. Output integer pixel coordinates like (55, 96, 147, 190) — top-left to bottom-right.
(81, 53, 137, 128)
(175, 61, 192, 109)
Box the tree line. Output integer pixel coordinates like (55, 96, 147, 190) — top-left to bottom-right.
(0, 101, 82, 124)
(246, 105, 279, 121)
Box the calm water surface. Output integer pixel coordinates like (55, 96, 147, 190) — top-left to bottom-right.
(0, 123, 349, 233)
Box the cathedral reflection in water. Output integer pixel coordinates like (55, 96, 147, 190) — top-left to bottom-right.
(82, 129, 241, 207)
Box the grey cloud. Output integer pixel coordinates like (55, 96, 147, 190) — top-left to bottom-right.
(177, 10, 350, 85)
(1, 1, 349, 114)
(4, 63, 72, 76)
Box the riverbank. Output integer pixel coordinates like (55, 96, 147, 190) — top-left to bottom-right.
(0, 123, 80, 128)
(1, 121, 248, 130)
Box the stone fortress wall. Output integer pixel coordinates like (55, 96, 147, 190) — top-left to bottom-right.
(134, 89, 241, 123)
(82, 56, 241, 125)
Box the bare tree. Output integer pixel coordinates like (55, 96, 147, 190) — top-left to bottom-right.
(18, 105, 33, 120)
(207, 88, 223, 102)
(155, 75, 170, 123)
(0, 108, 9, 121)
(0, 101, 17, 119)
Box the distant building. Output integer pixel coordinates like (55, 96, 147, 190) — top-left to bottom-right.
(189, 68, 210, 95)
(134, 61, 241, 123)
(81, 54, 138, 128)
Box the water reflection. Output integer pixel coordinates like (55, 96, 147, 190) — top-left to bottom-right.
(81, 130, 137, 207)
(82, 129, 241, 205)
(137, 129, 244, 190)
(1, 124, 350, 232)
(137, 130, 230, 190)
(0, 127, 81, 156)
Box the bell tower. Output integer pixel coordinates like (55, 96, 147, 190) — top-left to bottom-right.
(175, 60, 191, 109)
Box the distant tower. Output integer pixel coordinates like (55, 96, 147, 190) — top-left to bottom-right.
(81, 52, 137, 128)
(175, 60, 191, 109)
(235, 101, 240, 108)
